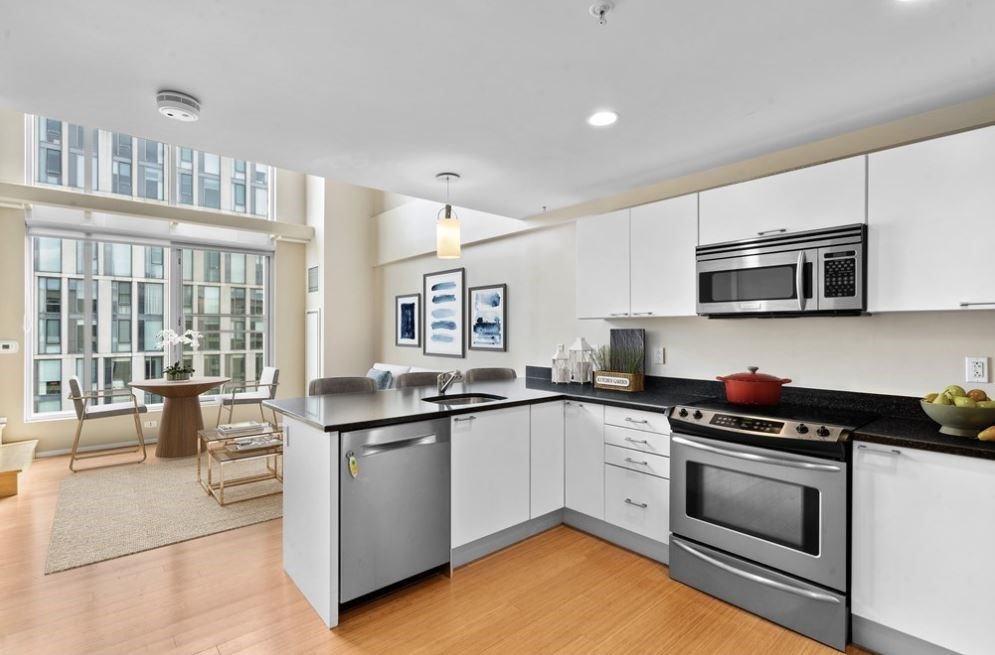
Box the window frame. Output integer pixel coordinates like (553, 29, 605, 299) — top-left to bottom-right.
(23, 233, 273, 422)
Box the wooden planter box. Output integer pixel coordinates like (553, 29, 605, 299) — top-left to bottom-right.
(593, 371, 645, 393)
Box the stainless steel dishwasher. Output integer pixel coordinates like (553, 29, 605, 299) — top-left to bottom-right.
(339, 418, 450, 603)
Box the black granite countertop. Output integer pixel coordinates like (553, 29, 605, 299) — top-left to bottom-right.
(266, 369, 995, 460)
(854, 417, 995, 460)
(264, 379, 563, 432)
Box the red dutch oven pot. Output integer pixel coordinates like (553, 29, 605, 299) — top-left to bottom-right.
(716, 366, 792, 406)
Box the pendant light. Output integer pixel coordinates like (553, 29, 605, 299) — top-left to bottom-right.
(435, 172, 461, 259)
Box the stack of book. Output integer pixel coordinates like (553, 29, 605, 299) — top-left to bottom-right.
(217, 420, 267, 435)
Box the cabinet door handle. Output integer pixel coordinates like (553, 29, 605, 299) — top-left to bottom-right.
(453, 416, 477, 422)
(565, 401, 584, 407)
(624, 437, 649, 445)
(959, 301, 995, 307)
(624, 457, 648, 466)
(624, 417, 650, 424)
(284, 424, 289, 447)
(630, 312, 654, 316)
(856, 443, 901, 455)
(757, 228, 787, 236)
(608, 312, 630, 317)
(624, 498, 648, 508)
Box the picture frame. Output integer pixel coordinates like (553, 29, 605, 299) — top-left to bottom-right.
(469, 283, 507, 352)
(395, 293, 421, 347)
(423, 267, 466, 358)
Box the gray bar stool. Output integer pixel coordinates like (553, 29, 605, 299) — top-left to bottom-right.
(463, 368, 517, 384)
(395, 371, 443, 389)
(308, 376, 377, 396)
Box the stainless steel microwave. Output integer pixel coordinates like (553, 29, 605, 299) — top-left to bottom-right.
(696, 224, 867, 317)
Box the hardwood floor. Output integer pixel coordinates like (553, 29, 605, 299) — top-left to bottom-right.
(1, 454, 873, 655)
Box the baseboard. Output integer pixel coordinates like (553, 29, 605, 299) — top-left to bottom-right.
(563, 508, 669, 564)
(35, 436, 159, 458)
(851, 615, 961, 655)
(452, 510, 564, 568)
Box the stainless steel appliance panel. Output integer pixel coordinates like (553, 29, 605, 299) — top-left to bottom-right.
(339, 419, 451, 603)
(670, 535, 848, 652)
(670, 434, 847, 590)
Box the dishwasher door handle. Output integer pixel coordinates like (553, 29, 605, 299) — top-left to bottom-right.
(361, 434, 439, 455)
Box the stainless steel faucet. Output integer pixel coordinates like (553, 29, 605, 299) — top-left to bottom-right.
(437, 370, 463, 394)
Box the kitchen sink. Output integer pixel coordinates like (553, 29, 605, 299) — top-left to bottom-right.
(422, 393, 507, 406)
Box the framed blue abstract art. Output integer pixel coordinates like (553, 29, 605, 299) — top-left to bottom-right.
(395, 293, 421, 347)
(423, 268, 465, 358)
(469, 283, 507, 352)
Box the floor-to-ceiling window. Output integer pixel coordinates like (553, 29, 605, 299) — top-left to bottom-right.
(27, 236, 271, 418)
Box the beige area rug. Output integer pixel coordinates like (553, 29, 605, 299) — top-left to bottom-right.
(46, 456, 282, 574)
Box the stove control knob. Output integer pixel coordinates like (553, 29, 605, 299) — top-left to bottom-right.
(678, 408, 689, 418)
(795, 424, 809, 435)
(816, 426, 831, 438)
(692, 410, 703, 420)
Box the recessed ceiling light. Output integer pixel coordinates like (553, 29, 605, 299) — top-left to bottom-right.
(587, 110, 619, 127)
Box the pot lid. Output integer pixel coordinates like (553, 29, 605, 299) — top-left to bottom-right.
(720, 366, 789, 383)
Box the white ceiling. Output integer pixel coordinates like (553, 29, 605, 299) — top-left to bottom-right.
(2, 1, 995, 218)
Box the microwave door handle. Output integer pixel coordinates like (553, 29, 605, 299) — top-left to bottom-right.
(796, 251, 806, 311)
(672, 539, 841, 604)
(672, 436, 842, 472)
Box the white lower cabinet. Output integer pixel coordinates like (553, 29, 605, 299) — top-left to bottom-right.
(853, 443, 995, 655)
(604, 464, 669, 543)
(530, 401, 565, 518)
(451, 406, 531, 548)
(564, 401, 605, 519)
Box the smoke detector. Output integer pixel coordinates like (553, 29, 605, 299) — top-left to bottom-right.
(589, 2, 614, 25)
(156, 90, 201, 122)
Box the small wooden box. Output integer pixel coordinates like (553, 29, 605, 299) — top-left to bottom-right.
(593, 371, 645, 393)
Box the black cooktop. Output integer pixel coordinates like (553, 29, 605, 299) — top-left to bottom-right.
(680, 399, 877, 432)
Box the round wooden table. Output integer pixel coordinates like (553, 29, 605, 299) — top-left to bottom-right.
(130, 377, 229, 458)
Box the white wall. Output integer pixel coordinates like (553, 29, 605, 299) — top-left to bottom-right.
(379, 221, 995, 398)
(307, 177, 380, 378)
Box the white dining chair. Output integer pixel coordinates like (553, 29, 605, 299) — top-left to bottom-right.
(67, 376, 148, 472)
(216, 367, 280, 426)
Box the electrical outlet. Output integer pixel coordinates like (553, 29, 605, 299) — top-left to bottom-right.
(653, 347, 665, 365)
(143, 420, 158, 429)
(965, 357, 989, 384)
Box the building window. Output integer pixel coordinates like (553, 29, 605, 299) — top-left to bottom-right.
(204, 251, 221, 282)
(111, 133, 133, 196)
(198, 152, 221, 209)
(29, 237, 269, 416)
(30, 116, 276, 218)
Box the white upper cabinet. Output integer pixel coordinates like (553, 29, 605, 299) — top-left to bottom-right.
(629, 195, 698, 317)
(868, 126, 995, 312)
(576, 209, 630, 318)
(699, 156, 866, 246)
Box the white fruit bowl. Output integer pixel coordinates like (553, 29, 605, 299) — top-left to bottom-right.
(920, 400, 995, 438)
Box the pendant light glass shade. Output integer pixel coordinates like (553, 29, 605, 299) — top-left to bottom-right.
(436, 203, 461, 259)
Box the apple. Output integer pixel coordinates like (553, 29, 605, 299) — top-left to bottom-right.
(968, 389, 989, 402)
(954, 396, 978, 408)
(944, 385, 967, 398)
(978, 401, 995, 409)
(978, 426, 995, 442)
(923, 392, 939, 403)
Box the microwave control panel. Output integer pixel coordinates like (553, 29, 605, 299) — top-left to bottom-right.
(823, 251, 856, 298)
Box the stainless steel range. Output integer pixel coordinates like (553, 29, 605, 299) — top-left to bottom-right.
(668, 401, 873, 652)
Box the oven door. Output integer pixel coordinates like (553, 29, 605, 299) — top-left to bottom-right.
(696, 248, 818, 315)
(670, 434, 847, 591)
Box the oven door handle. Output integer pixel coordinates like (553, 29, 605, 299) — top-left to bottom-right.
(796, 250, 806, 311)
(672, 539, 841, 604)
(671, 436, 842, 472)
